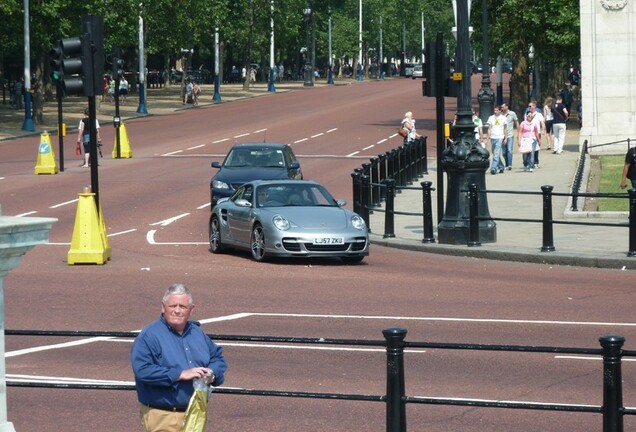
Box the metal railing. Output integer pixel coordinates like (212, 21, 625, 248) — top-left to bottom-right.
(6, 328, 636, 432)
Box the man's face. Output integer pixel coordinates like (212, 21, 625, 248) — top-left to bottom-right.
(501, 104, 508, 112)
(162, 293, 193, 332)
(494, 108, 501, 115)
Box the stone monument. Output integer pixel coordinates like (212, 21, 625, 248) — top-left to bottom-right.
(580, 0, 636, 152)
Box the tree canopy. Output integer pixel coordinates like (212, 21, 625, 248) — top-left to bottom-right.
(0, 0, 579, 121)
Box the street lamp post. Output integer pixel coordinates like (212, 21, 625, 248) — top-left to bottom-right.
(268, 0, 276, 93)
(327, 8, 334, 84)
(477, 0, 494, 124)
(302, 6, 313, 87)
(438, 0, 496, 245)
(136, 6, 148, 114)
(213, 27, 222, 102)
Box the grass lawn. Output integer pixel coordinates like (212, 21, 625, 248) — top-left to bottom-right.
(597, 155, 629, 211)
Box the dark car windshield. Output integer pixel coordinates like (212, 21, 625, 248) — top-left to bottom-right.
(256, 184, 336, 208)
(224, 148, 286, 168)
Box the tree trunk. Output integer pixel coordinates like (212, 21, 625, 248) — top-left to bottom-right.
(510, 50, 529, 115)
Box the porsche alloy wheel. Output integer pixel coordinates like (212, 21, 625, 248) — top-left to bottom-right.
(209, 215, 225, 253)
(250, 224, 266, 262)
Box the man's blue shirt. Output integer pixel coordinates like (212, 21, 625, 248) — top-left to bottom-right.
(131, 315, 227, 408)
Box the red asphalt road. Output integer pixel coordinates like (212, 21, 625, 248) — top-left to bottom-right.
(2, 77, 635, 431)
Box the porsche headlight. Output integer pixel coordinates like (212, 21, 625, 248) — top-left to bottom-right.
(351, 215, 366, 230)
(213, 179, 229, 189)
(273, 215, 290, 231)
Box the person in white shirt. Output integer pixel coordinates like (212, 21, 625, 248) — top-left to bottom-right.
(486, 106, 508, 175)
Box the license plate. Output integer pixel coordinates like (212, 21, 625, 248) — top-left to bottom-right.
(312, 237, 344, 245)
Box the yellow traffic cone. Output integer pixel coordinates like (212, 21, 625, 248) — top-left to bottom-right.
(67, 187, 108, 265)
(99, 206, 112, 261)
(112, 123, 133, 158)
(34, 131, 58, 175)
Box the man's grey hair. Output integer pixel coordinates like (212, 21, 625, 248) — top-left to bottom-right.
(162, 283, 194, 305)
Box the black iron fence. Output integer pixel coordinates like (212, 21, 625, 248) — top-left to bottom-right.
(6, 328, 636, 431)
(352, 136, 636, 256)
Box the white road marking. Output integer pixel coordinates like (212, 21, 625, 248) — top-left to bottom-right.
(247, 312, 636, 327)
(294, 138, 309, 143)
(363, 145, 375, 150)
(50, 199, 79, 209)
(311, 133, 324, 138)
(377, 138, 387, 144)
(14, 211, 38, 217)
(555, 355, 636, 362)
(187, 144, 205, 150)
(326, 128, 338, 133)
(234, 133, 250, 138)
(347, 151, 360, 157)
(108, 228, 137, 237)
(212, 138, 229, 143)
(253, 128, 267, 134)
(149, 213, 190, 226)
(162, 150, 184, 156)
(146, 229, 206, 245)
(197, 202, 211, 210)
(6, 336, 114, 357)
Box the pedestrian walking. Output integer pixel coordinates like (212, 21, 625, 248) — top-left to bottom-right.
(518, 111, 540, 172)
(500, 103, 519, 170)
(551, 95, 569, 154)
(76, 108, 102, 168)
(620, 146, 636, 190)
(543, 97, 554, 150)
(401, 111, 420, 144)
(486, 105, 508, 175)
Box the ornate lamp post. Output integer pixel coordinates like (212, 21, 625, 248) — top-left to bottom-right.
(477, 0, 494, 124)
(438, 0, 496, 245)
(302, 6, 313, 87)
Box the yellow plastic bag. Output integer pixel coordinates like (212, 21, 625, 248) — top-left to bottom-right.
(182, 388, 208, 432)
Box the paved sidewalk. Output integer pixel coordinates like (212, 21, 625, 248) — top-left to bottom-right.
(0, 81, 328, 141)
(369, 128, 636, 270)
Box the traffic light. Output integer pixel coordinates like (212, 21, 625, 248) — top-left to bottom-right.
(60, 36, 85, 96)
(49, 15, 104, 97)
(424, 42, 436, 97)
(112, 50, 125, 80)
(50, 43, 63, 84)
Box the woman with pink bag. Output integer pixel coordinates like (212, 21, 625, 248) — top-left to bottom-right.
(517, 111, 540, 172)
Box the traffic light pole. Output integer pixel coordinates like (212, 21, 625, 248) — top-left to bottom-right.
(55, 81, 65, 172)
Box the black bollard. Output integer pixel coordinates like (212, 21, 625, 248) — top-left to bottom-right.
(383, 327, 407, 432)
(467, 183, 481, 247)
(387, 150, 396, 182)
(378, 153, 388, 201)
(628, 189, 636, 257)
(371, 157, 381, 207)
(383, 179, 396, 238)
(422, 181, 436, 243)
(351, 170, 362, 215)
(541, 185, 556, 252)
(600, 335, 625, 432)
(361, 174, 371, 229)
(421, 136, 428, 175)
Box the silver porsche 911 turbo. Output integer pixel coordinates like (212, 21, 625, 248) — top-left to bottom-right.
(208, 180, 369, 263)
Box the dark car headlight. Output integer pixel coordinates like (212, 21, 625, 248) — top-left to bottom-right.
(351, 215, 366, 230)
(273, 215, 290, 231)
(213, 179, 230, 190)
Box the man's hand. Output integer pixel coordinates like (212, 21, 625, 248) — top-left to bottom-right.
(178, 367, 213, 382)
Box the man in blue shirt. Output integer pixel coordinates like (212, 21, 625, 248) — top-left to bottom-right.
(131, 283, 227, 432)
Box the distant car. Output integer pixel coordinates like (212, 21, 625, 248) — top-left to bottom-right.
(470, 61, 483, 74)
(210, 143, 302, 209)
(411, 64, 423, 79)
(403, 63, 415, 77)
(209, 180, 369, 263)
